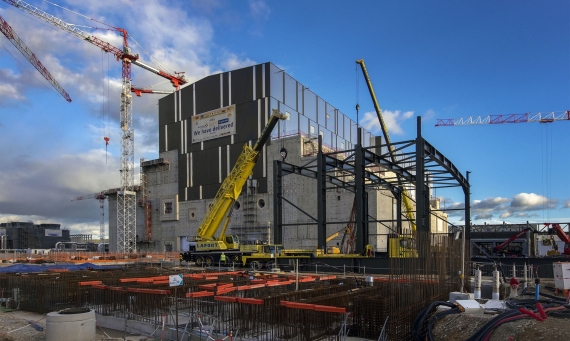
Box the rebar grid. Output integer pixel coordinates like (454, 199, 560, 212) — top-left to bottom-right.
(0, 234, 464, 341)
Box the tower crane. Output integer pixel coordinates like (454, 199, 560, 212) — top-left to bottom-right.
(0, 14, 71, 102)
(71, 192, 108, 242)
(4, 0, 188, 252)
(435, 111, 570, 127)
(356, 59, 417, 231)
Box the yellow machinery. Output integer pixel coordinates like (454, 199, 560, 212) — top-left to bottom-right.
(356, 59, 418, 258)
(180, 109, 286, 266)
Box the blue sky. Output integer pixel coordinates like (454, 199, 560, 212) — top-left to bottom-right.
(0, 0, 568, 236)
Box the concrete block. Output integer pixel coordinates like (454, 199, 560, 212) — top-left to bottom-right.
(455, 300, 484, 315)
(449, 291, 474, 303)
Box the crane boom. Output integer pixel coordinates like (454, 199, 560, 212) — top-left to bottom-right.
(194, 109, 286, 242)
(5, 0, 188, 252)
(71, 192, 107, 242)
(435, 111, 570, 127)
(2, 0, 188, 88)
(493, 227, 530, 254)
(0, 14, 71, 102)
(356, 59, 416, 230)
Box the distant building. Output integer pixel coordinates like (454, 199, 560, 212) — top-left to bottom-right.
(0, 222, 70, 249)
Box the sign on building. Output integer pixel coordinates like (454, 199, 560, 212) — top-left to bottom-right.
(191, 105, 236, 143)
(45, 229, 62, 237)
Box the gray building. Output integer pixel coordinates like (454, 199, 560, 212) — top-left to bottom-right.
(0, 222, 70, 249)
(108, 62, 435, 253)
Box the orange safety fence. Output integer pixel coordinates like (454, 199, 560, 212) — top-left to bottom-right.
(281, 300, 345, 313)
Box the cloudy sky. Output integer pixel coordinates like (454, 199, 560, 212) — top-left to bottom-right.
(0, 0, 569, 236)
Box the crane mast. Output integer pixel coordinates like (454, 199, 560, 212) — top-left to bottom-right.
(356, 59, 416, 231)
(71, 192, 108, 242)
(0, 14, 71, 102)
(4, 0, 188, 253)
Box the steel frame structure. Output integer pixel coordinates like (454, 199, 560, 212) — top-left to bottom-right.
(273, 117, 470, 256)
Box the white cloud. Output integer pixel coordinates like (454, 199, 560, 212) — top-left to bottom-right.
(423, 109, 436, 120)
(247, 0, 271, 36)
(220, 53, 256, 71)
(446, 192, 566, 224)
(510, 193, 555, 209)
(359, 110, 414, 136)
(472, 197, 510, 210)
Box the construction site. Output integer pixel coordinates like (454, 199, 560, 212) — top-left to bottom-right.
(1, 1, 570, 340)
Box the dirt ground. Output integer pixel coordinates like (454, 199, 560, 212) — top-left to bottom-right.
(432, 311, 570, 341)
(0, 310, 152, 341)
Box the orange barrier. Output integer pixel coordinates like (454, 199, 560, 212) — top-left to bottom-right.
(281, 300, 345, 313)
(237, 297, 263, 305)
(216, 287, 236, 295)
(186, 291, 214, 298)
(127, 288, 170, 295)
(215, 296, 237, 303)
(79, 281, 103, 286)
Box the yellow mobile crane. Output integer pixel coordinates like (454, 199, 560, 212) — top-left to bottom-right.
(180, 109, 286, 266)
(180, 108, 373, 269)
(356, 59, 417, 258)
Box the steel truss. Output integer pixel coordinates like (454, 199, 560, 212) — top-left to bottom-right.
(273, 117, 471, 256)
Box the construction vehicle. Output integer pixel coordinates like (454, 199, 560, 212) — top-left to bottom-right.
(356, 59, 418, 258)
(180, 109, 374, 269)
(545, 223, 570, 256)
(493, 227, 531, 256)
(180, 109, 287, 267)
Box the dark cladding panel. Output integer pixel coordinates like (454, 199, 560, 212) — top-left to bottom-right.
(234, 102, 261, 144)
(255, 64, 263, 100)
(202, 183, 223, 199)
(192, 149, 219, 185)
(178, 153, 188, 200)
(159, 94, 175, 126)
(220, 146, 228, 179)
(231, 66, 253, 105)
(202, 135, 231, 151)
(180, 85, 194, 120)
(257, 177, 267, 194)
(166, 122, 181, 152)
(195, 74, 221, 115)
(251, 148, 264, 178)
(187, 186, 200, 201)
(222, 73, 230, 107)
(263, 62, 271, 98)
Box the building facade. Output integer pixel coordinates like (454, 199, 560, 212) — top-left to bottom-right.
(107, 62, 446, 253)
(0, 221, 70, 249)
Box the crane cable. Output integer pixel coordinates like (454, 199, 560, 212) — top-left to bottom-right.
(355, 63, 360, 126)
(101, 50, 110, 164)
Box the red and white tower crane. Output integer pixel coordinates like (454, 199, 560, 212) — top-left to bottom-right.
(0, 14, 71, 102)
(71, 192, 108, 242)
(435, 110, 570, 127)
(3, 0, 188, 252)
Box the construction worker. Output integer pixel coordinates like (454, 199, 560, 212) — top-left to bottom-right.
(220, 252, 226, 263)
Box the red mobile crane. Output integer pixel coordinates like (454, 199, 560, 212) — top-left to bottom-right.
(545, 223, 570, 255)
(493, 228, 531, 255)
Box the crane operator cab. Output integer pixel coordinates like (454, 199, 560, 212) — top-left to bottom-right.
(225, 235, 239, 249)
